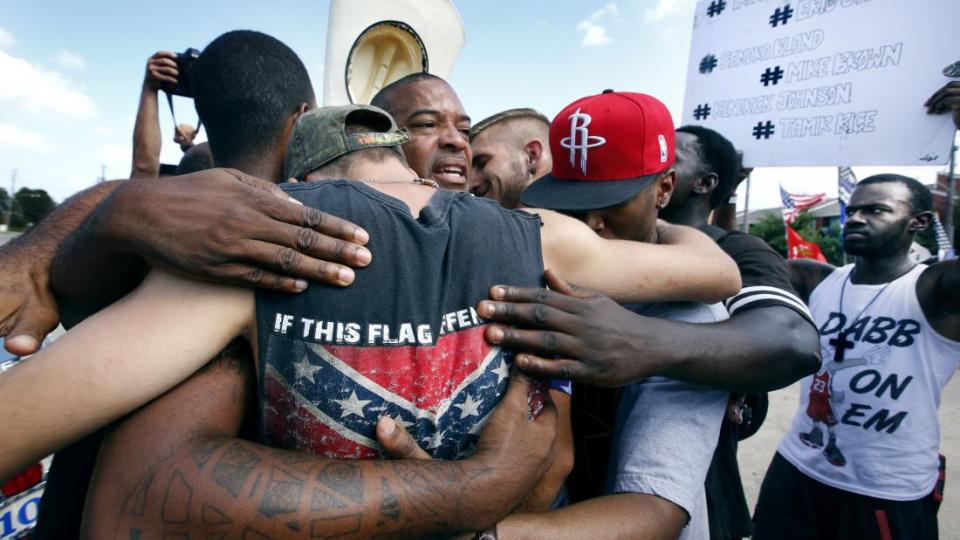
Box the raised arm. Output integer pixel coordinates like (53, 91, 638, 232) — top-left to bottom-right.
(537, 209, 740, 303)
(82, 351, 557, 539)
(917, 258, 960, 341)
(0, 270, 251, 481)
(131, 51, 177, 179)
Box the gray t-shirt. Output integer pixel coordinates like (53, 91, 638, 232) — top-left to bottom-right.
(604, 302, 729, 540)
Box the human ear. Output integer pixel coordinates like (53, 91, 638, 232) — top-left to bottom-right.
(524, 140, 544, 173)
(657, 170, 676, 208)
(693, 172, 719, 195)
(584, 211, 605, 234)
(909, 211, 933, 232)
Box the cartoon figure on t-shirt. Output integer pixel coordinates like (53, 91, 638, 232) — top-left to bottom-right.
(799, 344, 890, 466)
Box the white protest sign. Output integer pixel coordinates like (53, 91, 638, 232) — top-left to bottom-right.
(681, 0, 960, 167)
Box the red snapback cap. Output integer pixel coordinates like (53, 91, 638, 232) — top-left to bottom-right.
(521, 90, 675, 211)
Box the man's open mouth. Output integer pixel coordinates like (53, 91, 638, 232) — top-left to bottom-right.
(431, 160, 467, 186)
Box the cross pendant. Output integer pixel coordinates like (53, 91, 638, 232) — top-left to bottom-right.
(829, 331, 855, 363)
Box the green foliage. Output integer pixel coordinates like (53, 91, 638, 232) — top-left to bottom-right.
(749, 213, 787, 256)
(10, 188, 56, 229)
(748, 211, 844, 266)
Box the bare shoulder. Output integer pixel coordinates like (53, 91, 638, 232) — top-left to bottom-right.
(917, 259, 960, 340)
(787, 259, 836, 303)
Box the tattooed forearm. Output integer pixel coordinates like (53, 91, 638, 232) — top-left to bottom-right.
(108, 435, 507, 539)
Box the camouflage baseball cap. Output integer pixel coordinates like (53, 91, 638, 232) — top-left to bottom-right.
(284, 104, 410, 181)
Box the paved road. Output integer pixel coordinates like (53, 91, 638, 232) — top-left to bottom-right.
(0, 232, 18, 246)
(739, 378, 960, 537)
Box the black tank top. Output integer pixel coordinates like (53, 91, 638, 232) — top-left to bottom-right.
(255, 181, 543, 460)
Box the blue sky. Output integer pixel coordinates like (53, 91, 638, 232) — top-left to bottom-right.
(0, 0, 948, 210)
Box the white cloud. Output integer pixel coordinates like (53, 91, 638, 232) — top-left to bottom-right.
(0, 49, 95, 119)
(578, 21, 613, 47)
(94, 127, 112, 136)
(577, 3, 621, 47)
(0, 27, 12, 49)
(0, 123, 50, 150)
(51, 49, 86, 70)
(644, 0, 695, 23)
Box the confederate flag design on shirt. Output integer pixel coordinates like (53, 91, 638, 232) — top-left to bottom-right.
(255, 181, 554, 460)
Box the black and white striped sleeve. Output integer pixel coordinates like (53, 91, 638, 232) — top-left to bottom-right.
(715, 231, 817, 328)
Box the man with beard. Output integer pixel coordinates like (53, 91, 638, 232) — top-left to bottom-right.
(0, 102, 741, 538)
(752, 174, 960, 540)
(371, 73, 471, 190)
(468, 108, 552, 208)
(375, 90, 734, 539)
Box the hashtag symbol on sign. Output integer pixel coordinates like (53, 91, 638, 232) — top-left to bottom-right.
(769, 4, 794, 27)
(752, 121, 776, 140)
(707, 0, 726, 17)
(760, 66, 784, 86)
(699, 54, 718, 74)
(693, 104, 712, 120)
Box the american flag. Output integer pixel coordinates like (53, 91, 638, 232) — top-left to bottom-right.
(837, 167, 858, 225)
(780, 185, 826, 224)
(933, 212, 956, 260)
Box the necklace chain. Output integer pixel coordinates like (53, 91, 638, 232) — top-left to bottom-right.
(354, 177, 439, 189)
(837, 263, 917, 335)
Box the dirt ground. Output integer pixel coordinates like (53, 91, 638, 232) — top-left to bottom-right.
(738, 377, 960, 538)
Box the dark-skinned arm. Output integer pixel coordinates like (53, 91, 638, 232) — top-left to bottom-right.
(376, 403, 682, 540)
(378, 390, 574, 513)
(917, 259, 960, 341)
(712, 151, 753, 233)
(925, 80, 960, 130)
(787, 259, 835, 304)
(82, 353, 557, 539)
(0, 180, 123, 354)
(49, 168, 372, 328)
(479, 271, 819, 392)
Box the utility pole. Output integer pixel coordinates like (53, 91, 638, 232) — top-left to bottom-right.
(946, 134, 957, 246)
(4, 169, 15, 231)
(98, 164, 106, 184)
(740, 176, 752, 233)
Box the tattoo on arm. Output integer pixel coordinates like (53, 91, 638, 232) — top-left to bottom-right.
(110, 435, 499, 539)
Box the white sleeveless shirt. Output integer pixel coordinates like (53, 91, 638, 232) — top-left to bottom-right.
(779, 264, 960, 500)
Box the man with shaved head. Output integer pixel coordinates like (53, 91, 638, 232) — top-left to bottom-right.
(468, 108, 552, 208)
(371, 73, 472, 190)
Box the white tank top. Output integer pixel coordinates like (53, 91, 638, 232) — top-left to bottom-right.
(779, 264, 960, 500)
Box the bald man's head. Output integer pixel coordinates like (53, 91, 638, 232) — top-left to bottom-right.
(370, 74, 472, 190)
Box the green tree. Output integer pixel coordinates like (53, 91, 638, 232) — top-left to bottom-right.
(749, 213, 787, 256)
(10, 187, 56, 229)
(0, 187, 9, 221)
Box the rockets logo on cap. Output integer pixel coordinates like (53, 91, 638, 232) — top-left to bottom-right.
(560, 109, 606, 174)
(520, 90, 676, 212)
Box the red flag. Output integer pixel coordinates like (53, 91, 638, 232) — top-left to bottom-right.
(785, 224, 827, 262)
